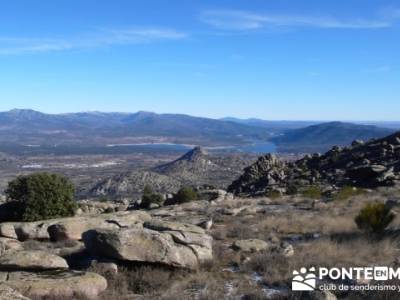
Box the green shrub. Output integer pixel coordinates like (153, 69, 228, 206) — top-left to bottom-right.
(355, 202, 395, 235)
(286, 185, 298, 195)
(140, 185, 164, 209)
(333, 186, 364, 201)
(301, 185, 322, 199)
(265, 190, 281, 199)
(5, 172, 76, 222)
(172, 186, 198, 204)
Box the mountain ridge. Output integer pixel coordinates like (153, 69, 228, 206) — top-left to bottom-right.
(0, 109, 270, 147)
(270, 121, 395, 152)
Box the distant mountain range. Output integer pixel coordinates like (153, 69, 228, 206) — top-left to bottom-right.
(270, 121, 395, 152)
(0, 109, 397, 155)
(0, 109, 270, 148)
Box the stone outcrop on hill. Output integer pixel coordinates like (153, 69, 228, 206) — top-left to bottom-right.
(90, 147, 254, 199)
(153, 146, 254, 189)
(229, 131, 400, 196)
(154, 146, 217, 175)
(90, 171, 182, 200)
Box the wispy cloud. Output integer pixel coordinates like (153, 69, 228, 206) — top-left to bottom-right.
(0, 27, 187, 55)
(364, 65, 392, 73)
(200, 9, 396, 31)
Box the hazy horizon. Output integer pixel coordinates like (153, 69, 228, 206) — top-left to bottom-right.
(2, 107, 400, 123)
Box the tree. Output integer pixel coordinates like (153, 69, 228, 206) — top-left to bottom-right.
(5, 172, 77, 222)
(355, 202, 395, 235)
(140, 185, 164, 209)
(172, 186, 198, 204)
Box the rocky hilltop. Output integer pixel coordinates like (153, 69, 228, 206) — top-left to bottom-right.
(91, 147, 254, 199)
(154, 146, 214, 174)
(229, 131, 400, 196)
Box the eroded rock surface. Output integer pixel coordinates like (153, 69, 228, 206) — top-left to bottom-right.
(0, 283, 30, 300)
(83, 220, 212, 270)
(0, 270, 107, 299)
(0, 211, 151, 241)
(0, 250, 68, 271)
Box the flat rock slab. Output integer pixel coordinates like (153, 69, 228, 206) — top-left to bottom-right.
(232, 239, 270, 253)
(0, 211, 151, 241)
(83, 220, 213, 270)
(0, 270, 107, 299)
(0, 250, 68, 271)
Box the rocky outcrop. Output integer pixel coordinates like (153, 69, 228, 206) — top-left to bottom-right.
(154, 147, 215, 175)
(0, 250, 68, 271)
(76, 200, 129, 215)
(0, 211, 151, 241)
(47, 211, 151, 241)
(83, 220, 212, 270)
(229, 154, 287, 196)
(229, 131, 400, 196)
(0, 283, 30, 300)
(90, 170, 182, 199)
(0, 270, 107, 299)
(89, 147, 254, 199)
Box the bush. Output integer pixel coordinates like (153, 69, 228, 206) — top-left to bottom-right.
(301, 185, 322, 199)
(140, 185, 164, 209)
(333, 186, 364, 201)
(265, 190, 281, 199)
(355, 202, 395, 235)
(172, 186, 198, 204)
(5, 172, 76, 222)
(286, 185, 298, 195)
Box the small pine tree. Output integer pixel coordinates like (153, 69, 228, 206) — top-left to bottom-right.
(140, 185, 164, 209)
(5, 172, 76, 222)
(172, 186, 198, 204)
(355, 202, 395, 235)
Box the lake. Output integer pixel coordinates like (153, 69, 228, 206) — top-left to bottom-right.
(0, 141, 277, 155)
(107, 141, 277, 154)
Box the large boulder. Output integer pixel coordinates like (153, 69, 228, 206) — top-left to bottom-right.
(83, 220, 212, 270)
(0, 211, 151, 241)
(0, 270, 107, 299)
(0, 250, 68, 271)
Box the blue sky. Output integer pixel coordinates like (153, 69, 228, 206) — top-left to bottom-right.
(0, 0, 399, 121)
